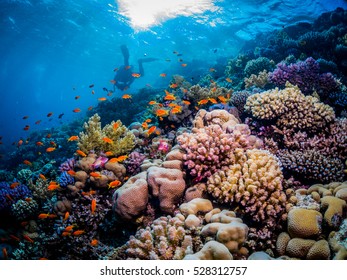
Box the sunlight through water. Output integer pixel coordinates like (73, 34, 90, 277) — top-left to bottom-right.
(116, 0, 218, 30)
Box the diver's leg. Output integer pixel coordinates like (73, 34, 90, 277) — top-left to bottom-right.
(138, 60, 144, 76)
(120, 45, 130, 66)
(137, 58, 157, 77)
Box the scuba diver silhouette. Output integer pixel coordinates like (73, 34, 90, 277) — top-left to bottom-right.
(113, 45, 157, 91)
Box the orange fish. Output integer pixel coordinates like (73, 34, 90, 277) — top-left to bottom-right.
(108, 180, 121, 189)
(10, 182, 20, 189)
(67, 170, 76, 176)
(217, 96, 227, 103)
(36, 141, 44, 146)
(115, 155, 128, 162)
(102, 137, 113, 144)
(182, 100, 191, 105)
(22, 115, 29, 119)
(47, 184, 60, 191)
(131, 73, 141, 78)
(48, 214, 57, 219)
(105, 151, 114, 156)
(61, 232, 71, 237)
(47, 112, 53, 117)
(23, 160, 32, 165)
(2, 248, 8, 259)
(88, 106, 93, 111)
(35, 120, 42, 125)
(23, 125, 30, 131)
(181, 63, 187, 67)
(91, 199, 96, 214)
(225, 77, 232, 83)
(145, 119, 152, 123)
(209, 98, 217, 104)
(148, 101, 157, 105)
(21, 221, 29, 227)
(125, 65, 131, 70)
(209, 68, 216, 72)
(98, 97, 107, 102)
(110, 79, 117, 85)
(90, 172, 101, 178)
(73, 108, 81, 113)
(164, 94, 176, 101)
(142, 122, 148, 129)
(75, 96, 80, 100)
(198, 99, 209, 105)
(9, 234, 20, 242)
(147, 126, 157, 135)
(76, 150, 87, 157)
(155, 109, 169, 117)
(39, 258, 48, 260)
(46, 134, 52, 138)
(169, 83, 178, 89)
(46, 147, 56, 152)
(25, 197, 32, 202)
(90, 239, 98, 246)
(50, 141, 56, 147)
(113, 122, 119, 130)
(17, 140, 23, 147)
(39, 174, 46, 180)
(73, 230, 85, 236)
(64, 211, 69, 221)
(122, 94, 132, 99)
(38, 213, 49, 219)
(68, 136, 79, 141)
(23, 235, 34, 243)
(171, 107, 182, 114)
(168, 103, 177, 107)
(64, 225, 74, 232)
(159, 73, 167, 77)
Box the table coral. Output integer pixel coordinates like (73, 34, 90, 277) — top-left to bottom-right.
(245, 84, 335, 132)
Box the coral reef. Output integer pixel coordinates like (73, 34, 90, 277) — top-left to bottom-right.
(77, 114, 135, 156)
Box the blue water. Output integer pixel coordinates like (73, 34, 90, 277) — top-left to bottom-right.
(0, 0, 346, 150)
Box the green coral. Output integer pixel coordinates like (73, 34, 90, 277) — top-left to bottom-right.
(77, 113, 135, 156)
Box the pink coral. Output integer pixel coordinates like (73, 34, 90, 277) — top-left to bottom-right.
(177, 122, 262, 181)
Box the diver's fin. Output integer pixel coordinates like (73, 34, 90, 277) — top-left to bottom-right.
(138, 58, 158, 63)
(120, 45, 130, 65)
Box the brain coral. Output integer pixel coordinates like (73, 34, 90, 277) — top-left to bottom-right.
(244, 84, 335, 132)
(207, 149, 287, 224)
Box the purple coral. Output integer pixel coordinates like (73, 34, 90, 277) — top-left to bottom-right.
(59, 158, 76, 172)
(269, 57, 338, 95)
(0, 182, 32, 212)
(124, 152, 146, 176)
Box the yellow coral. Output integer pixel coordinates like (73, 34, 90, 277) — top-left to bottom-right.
(244, 84, 335, 131)
(244, 70, 269, 89)
(287, 208, 322, 238)
(78, 113, 135, 156)
(320, 196, 346, 227)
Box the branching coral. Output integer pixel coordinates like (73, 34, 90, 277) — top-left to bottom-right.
(278, 149, 345, 183)
(269, 57, 339, 95)
(125, 214, 196, 260)
(177, 123, 262, 180)
(78, 114, 135, 156)
(245, 84, 335, 132)
(206, 149, 287, 224)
